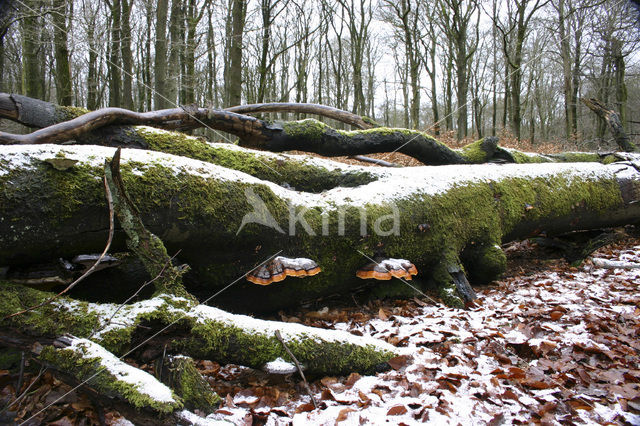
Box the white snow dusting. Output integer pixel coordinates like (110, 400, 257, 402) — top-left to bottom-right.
(65, 337, 176, 404)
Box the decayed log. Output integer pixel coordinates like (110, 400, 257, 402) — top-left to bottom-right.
(1, 144, 639, 310)
(0, 282, 397, 421)
(581, 97, 637, 152)
(0, 92, 619, 167)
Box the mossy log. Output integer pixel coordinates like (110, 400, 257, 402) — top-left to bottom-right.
(1, 144, 639, 311)
(0, 285, 398, 376)
(0, 92, 625, 167)
(0, 282, 395, 421)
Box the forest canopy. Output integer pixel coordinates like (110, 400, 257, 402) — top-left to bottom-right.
(0, 0, 639, 145)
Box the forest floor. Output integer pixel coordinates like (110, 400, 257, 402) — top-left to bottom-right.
(1, 228, 638, 425)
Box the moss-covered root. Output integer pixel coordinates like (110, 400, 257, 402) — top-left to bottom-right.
(158, 355, 220, 413)
(462, 244, 508, 285)
(431, 251, 474, 308)
(39, 336, 183, 415)
(105, 149, 191, 299)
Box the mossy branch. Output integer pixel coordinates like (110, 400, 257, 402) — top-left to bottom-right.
(104, 148, 191, 298)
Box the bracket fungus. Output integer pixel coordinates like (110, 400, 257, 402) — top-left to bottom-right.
(246, 256, 321, 285)
(356, 258, 418, 281)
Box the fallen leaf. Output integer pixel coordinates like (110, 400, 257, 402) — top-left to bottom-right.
(387, 355, 411, 370)
(336, 407, 355, 422)
(387, 405, 408, 415)
(378, 308, 388, 320)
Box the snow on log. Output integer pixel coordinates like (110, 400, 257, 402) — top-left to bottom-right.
(0, 285, 399, 376)
(40, 336, 182, 414)
(0, 145, 639, 310)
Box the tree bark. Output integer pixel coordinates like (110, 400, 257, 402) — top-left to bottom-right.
(224, 0, 246, 106)
(52, 0, 73, 106)
(154, 0, 170, 109)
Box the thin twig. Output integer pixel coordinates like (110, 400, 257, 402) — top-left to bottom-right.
(3, 175, 115, 320)
(274, 330, 318, 409)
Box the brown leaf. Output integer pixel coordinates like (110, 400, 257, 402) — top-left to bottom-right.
(345, 372, 361, 388)
(387, 405, 408, 415)
(320, 388, 336, 401)
(628, 396, 640, 411)
(549, 310, 564, 320)
(387, 355, 411, 370)
(48, 416, 75, 426)
(336, 407, 355, 422)
(321, 376, 338, 387)
(295, 403, 315, 413)
(487, 412, 506, 426)
(501, 389, 520, 402)
(378, 308, 388, 321)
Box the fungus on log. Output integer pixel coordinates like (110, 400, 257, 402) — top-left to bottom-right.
(1, 145, 638, 310)
(246, 256, 321, 285)
(356, 258, 418, 281)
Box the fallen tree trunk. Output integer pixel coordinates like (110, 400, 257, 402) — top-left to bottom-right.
(225, 102, 379, 129)
(0, 93, 622, 166)
(1, 144, 638, 310)
(0, 285, 398, 376)
(0, 284, 396, 421)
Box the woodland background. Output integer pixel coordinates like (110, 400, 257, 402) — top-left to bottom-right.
(1, 0, 639, 147)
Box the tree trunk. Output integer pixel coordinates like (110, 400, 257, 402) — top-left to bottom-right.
(154, 0, 170, 109)
(581, 97, 636, 152)
(107, 0, 122, 107)
(120, 0, 134, 110)
(20, 0, 44, 100)
(225, 0, 246, 106)
(52, 0, 73, 106)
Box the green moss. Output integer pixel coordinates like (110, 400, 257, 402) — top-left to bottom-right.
(181, 318, 396, 376)
(337, 125, 426, 139)
(361, 116, 381, 127)
(602, 155, 617, 165)
(509, 150, 551, 163)
(135, 126, 376, 192)
(39, 344, 183, 414)
(462, 244, 507, 284)
(164, 356, 220, 412)
(458, 140, 489, 163)
(0, 283, 101, 337)
(282, 118, 329, 141)
(550, 152, 602, 163)
(56, 105, 90, 121)
(0, 348, 22, 370)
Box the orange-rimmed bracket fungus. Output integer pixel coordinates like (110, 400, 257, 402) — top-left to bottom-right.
(246, 256, 321, 285)
(356, 258, 418, 281)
